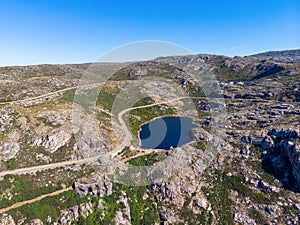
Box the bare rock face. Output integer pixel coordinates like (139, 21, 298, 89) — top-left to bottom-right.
(0, 142, 20, 161)
(152, 153, 210, 223)
(113, 195, 131, 225)
(260, 129, 300, 191)
(73, 175, 113, 197)
(251, 49, 300, 63)
(36, 110, 70, 126)
(234, 213, 256, 225)
(29, 219, 43, 225)
(0, 107, 15, 133)
(71, 117, 111, 159)
(0, 214, 15, 225)
(30, 125, 74, 153)
(55, 202, 93, 225)
(114, 211, 131, 225)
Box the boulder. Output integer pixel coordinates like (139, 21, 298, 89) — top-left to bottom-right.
(0, 142, 20, 161)
(0, 214, 15, 225)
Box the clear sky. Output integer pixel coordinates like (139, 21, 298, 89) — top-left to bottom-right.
(0, 0, 299, 66)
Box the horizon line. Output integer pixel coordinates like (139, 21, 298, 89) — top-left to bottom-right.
(0, 47, 299, 67)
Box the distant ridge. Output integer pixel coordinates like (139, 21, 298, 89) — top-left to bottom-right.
(250, 49, 300, 63)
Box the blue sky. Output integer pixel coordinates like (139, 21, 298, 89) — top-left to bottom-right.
(0, 0, 299, 66)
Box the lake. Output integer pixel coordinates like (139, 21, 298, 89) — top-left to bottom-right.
(139, 116, 198, 150)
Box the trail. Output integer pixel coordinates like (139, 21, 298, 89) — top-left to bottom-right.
(0, 187, 72, 214)
(0, 157, 96, 177)
(0, 94, 281, 214)
(0, 95, 280, 176)
(0, 150, 161, 214)
(0, 82, 104, 105)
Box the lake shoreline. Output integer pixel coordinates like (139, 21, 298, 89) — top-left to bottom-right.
(138, 115, 199, 150)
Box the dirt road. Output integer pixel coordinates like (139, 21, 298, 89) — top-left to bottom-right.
(0, 187, 72, 214)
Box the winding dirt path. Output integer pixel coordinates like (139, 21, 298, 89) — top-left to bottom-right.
(0, 187, 72, 214)
(0, 95, 215, 214)
(0, 96, 203, 177)
(0, 82, 105, 105)
(0, 150, 162, 214)
(0, 157, 98, 177)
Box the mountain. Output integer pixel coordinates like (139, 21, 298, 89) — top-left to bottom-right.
(250, 49, 300, 63)
(0, 49, 299, 225)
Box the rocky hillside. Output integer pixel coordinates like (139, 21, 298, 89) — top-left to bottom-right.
(251, 49, 300, 63)
(0, 49, 299, 224)
(156, 49, 300, 81)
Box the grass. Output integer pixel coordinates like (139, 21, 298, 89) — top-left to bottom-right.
(83, 182, 161, 225)
(8, 190, 85, 224)
(4, 134, 76, 170)
(0, 167, 91, 210)
(61, 89, 76, 102)
(246, 159, 279, 186)
(127, 153, 162, 166)
(118, 146, 139, 158)
(248, 208, 268, 225)
(96, 87, 119, 111)
(132, 97, 155, 107)
(223, 173, 273, 205)
(62, 84, 120, 112)
(201, 168, 274, 224)
(201, 169, 234, 225)
(68, 179, 161, 225)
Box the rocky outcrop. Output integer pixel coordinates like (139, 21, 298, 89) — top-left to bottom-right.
(0, 214, 15, 225)
(113, 195, 131, 225)
(55, 202, 93, 225)
(258, 129, 300, 191)
(251, 49, 300, 63)
(0, 107, 16, 133)
(37, 110, 70, 126)
(151, 146, 214, 223)
(29, 219, 43, 225)
(0, 142, 20, 161)
(30, 125, 74, 153)
(234, 213, 256, 225)
(73, 175, 113, 197)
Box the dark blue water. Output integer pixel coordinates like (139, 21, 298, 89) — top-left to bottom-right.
(139, 116, 198, 150)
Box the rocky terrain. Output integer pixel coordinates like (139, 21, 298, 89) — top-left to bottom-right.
(0, 49, 299, 224)
(251, 49, 300, 63)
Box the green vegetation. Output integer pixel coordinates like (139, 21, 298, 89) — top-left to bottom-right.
(0, 174, 59, 209)
(119, 185, 159, 225)
(96, 111, 112, 130)
(118, 146, 139, 158)
(201, 169, 234, 225)
(61, 89, 76, 102)
(0, 168, 89, 209)
(201, 168, 272, 224)
(76, 197, 103, 225)
(101, 190, 125, 224)
(179, 202, 213, 225)
(9, 190, 85, 224)
(4, 134, 76, 170)
(36, 117, 61, 128)
(132, 97, 155, 107)
(213, 58, 259, 81)
(77, 183, 160, 225)
(63, 179, 162, 224)
(246, 159, 278, 186)
(62, 85, 120, 112)
(194, 140, 209, 151)
(223, 173, 273, 205)
(248, 208, 268, 225)
(128, 153, 162, 166)
(96, 87, 120, 111)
